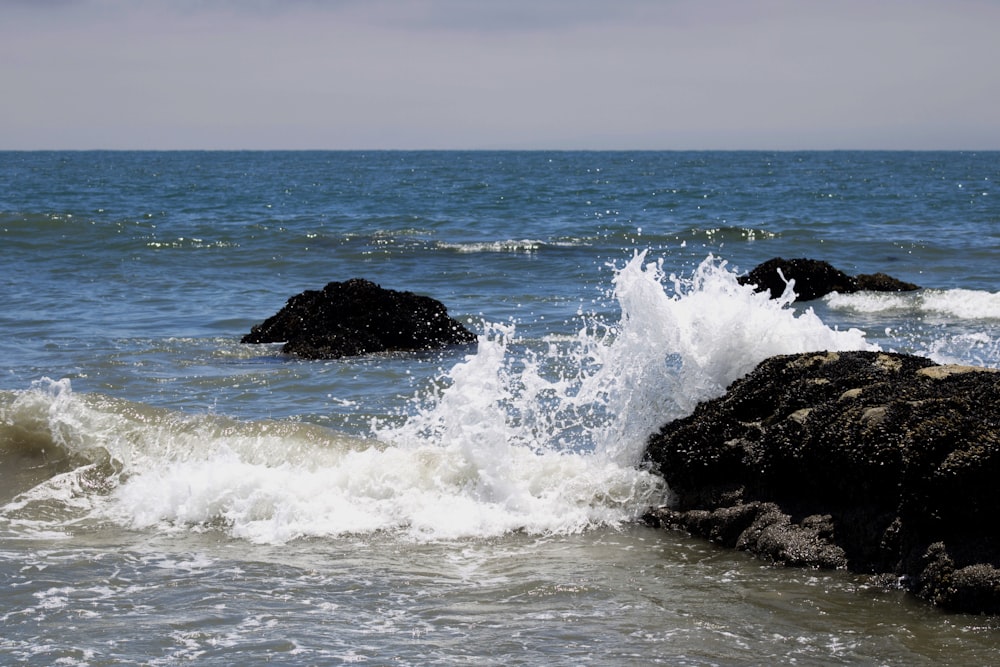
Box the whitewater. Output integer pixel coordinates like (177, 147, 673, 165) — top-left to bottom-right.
(1, 252, 876, 547)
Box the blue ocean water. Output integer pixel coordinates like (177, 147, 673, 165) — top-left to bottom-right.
(1, 151, 999, 664)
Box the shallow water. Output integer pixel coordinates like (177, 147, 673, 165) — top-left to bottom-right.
(6, 526, 1000, 666)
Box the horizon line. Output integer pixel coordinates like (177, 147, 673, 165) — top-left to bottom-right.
(3, 147, 999, 153)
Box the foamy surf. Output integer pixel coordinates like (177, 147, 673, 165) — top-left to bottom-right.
(0, 378, 665, 544)
(2, 252, 879, 545)
(824, 288, 1000, 367)
(825, 287, 1000, 320)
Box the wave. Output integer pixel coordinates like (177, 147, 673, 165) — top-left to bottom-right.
(0, 379, 665, 544)
(434, 238, 591, 254)
(825, 288, 1000, 320)
(275, 231, 594, 257)
(823, 288, 1000, 368)
(1, 253, 874, 544)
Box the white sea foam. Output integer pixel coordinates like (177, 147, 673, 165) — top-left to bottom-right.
(825, 288, 1000, 320)
(436, 239, 547, 253)
(921, 289, 1000, 320)
(922, 332, 1000, 368)
(824, 288, 1000, 367)
(2, 252, 876, 544)
(435, 238, 587, 253)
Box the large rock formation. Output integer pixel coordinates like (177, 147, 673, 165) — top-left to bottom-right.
(241, 279, 477, 359)
(643, 351, 1000, 614)
(738, 257, 920, 301)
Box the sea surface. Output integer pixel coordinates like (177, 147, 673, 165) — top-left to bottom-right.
(1, 150, 999, 665)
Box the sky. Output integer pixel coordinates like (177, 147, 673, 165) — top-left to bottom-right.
(2, 0, 998, 150)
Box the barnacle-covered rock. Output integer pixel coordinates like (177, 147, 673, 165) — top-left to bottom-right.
(644, 350, 1000, 614)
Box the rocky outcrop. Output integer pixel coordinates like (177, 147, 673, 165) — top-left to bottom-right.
(738, 257, 920, 301)
(241, 279, 477, 359)
(643, 351, 1000, 614)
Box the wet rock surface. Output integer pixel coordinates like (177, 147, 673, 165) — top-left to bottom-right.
(241, 278, 477, 359)
(643, 350, 1000, 614)
(738, 257, 920, 301)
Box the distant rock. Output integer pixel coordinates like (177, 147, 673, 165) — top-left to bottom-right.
(643, 350, 1000, 614)
(854, 271, 921, 293)
(241, 279, 477, 359)
(738, 257, 920, 301)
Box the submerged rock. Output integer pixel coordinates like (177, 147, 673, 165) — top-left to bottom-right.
(241, 278, 477, 359)
(643, 350, 1000, 614)
(738, 257, 920, 301)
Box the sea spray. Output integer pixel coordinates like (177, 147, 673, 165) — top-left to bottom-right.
(3, 253, 878, 544)
(386, 252, 872, 463)
(582, 251, 874, 459)
(366, 251, 878, 538)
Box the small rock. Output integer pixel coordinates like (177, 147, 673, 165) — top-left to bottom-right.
(241, 278, 476, 359)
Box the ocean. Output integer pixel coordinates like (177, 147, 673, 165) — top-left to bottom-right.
(1, 150, 999, 665)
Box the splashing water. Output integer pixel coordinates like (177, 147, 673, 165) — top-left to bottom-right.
(384, 252, 873, 465)
(2, 253, 875, 544)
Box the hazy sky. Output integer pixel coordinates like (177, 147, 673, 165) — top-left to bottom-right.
(2, 0, 998, 150)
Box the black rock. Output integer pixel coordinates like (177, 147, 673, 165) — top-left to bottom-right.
(738, 257, 920, 301)
(854, 272, 922, 293)
(643, 350, 1000, 614)
(241, 278, 477, 359)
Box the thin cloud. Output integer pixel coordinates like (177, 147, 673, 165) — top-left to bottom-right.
(1, 0, 998, 149)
